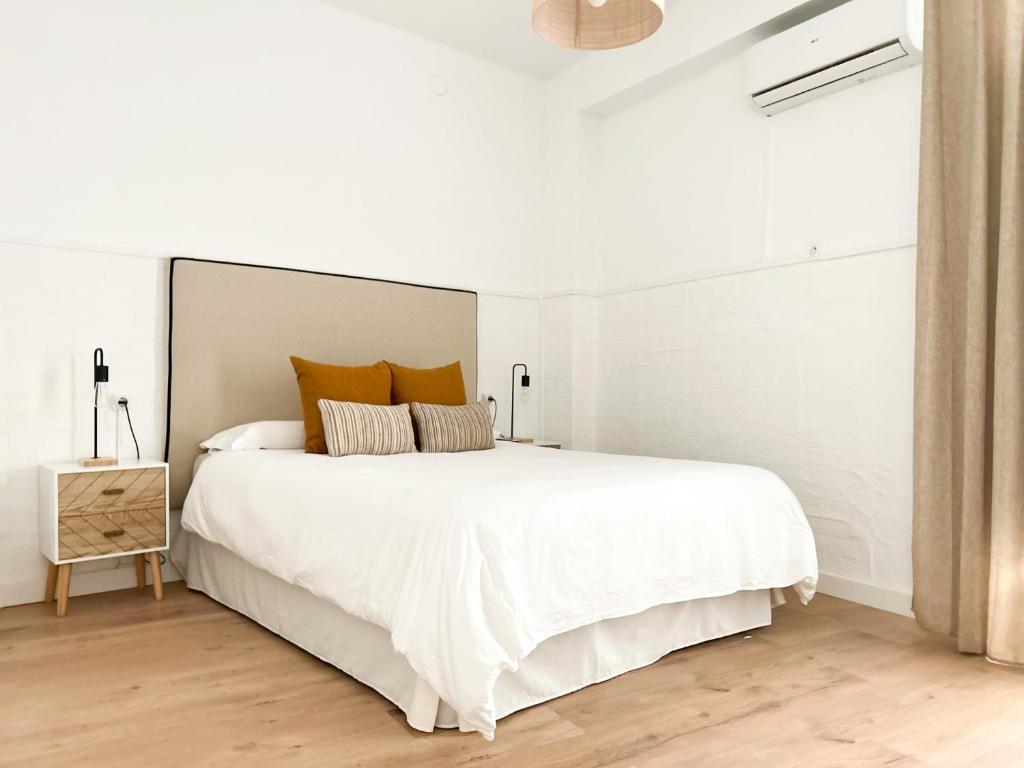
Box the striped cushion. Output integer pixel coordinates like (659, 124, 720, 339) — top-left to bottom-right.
(317, 400, 416, 457)
(410, 400, 495, 453)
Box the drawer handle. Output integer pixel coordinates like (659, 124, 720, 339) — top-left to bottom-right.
(102, 529, 125, 538)
(102, 488, 125, 496)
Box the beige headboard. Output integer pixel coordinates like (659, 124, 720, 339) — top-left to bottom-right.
(164, 258, 477, 509)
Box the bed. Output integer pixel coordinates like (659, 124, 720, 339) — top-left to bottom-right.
(165, 259, 818, 740)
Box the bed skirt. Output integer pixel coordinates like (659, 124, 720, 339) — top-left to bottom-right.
(171, 531, 774, 734)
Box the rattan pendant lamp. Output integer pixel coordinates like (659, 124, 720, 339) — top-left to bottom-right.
(532, 0, 664, 50)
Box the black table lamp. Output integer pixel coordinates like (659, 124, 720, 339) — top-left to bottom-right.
(508, 363, 529, 441)
(80, 348, 116, 467)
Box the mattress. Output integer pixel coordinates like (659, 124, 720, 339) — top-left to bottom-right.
(171, 530, 775, 732)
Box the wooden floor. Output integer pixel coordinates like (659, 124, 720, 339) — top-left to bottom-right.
(2, 585, 1022, 768)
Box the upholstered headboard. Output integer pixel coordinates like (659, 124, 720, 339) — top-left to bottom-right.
(164, 258, 477, 509)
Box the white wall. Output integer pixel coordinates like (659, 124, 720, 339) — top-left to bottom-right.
(0, 247, 172, 605)
(596, 58, 767, 287)
(478, 295, 541, 439)
(547, 50, 921, 611)
(0, 0, 545, 608)
(542, 295, 598, 450)
(0, 0, 546, 294)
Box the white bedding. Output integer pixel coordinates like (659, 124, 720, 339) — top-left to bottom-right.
(181, 442, 818, 739)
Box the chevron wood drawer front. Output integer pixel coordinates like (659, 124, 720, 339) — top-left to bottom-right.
(58, 509, 167, 561)
(55, 467, 167, 560)
(57, 468, 165, 518)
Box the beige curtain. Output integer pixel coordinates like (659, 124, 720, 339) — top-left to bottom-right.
(913, 0, 1024, 665)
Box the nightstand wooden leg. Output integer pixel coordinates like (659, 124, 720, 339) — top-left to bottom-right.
(135, 554, 146, 589)
(56, 564, 72, 618)
(147, 552, 163, 601)
(44, 562, 58, 604)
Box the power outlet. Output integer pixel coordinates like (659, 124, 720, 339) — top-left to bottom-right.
(481, 392, 495, 403)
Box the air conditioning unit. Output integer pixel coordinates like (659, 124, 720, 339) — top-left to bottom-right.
(745, 0, 923, 116)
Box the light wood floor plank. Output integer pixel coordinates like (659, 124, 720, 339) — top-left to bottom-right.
(1, 584, 1022, 767)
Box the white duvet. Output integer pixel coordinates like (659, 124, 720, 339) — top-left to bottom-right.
(182, 442, 818, 739)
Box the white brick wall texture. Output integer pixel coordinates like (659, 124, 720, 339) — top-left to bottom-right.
(590, 249, 916, 595)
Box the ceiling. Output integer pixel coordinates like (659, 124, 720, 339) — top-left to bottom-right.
(317, 0, 667, 78)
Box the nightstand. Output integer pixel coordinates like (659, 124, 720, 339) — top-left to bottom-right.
(39, 460, 169, 617)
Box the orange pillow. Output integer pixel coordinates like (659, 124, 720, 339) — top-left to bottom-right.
(290, 357, 392, 454)
(387, 361, 467, 406)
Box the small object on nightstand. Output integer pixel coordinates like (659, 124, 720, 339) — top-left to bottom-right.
(39, 459, 169, 617)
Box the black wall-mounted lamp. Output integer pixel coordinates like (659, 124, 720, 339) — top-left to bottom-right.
(508, 363, 530, 441)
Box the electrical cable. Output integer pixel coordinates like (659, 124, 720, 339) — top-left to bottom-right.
(119, 398, 141, 460)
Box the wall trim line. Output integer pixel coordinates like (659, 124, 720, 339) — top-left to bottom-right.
(816, 572, 914, 618)
(0, 232, 541, 300)
(541, 239, 917, 300)
(0, 231, 914, 303)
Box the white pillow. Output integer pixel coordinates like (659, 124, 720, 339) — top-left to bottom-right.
(200, 421, 305, 451)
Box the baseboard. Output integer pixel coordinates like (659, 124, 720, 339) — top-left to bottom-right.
(816, 572, 913, 618)
(68, 560, 181, 598)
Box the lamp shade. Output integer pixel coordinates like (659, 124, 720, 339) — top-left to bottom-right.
(532, 0, 665, 50)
